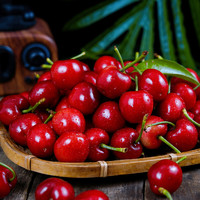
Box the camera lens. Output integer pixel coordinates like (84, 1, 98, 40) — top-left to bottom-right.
(22, 43, 51, 71)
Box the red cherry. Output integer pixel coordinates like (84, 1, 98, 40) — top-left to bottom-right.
(96, 66, 132, 99)
(83, 71, 98, 86)
(29, 80, 60, 109)
(37, 71, 52, 82)
(119, 90, 153, 124)
(93, 55, 119, 74)
(166, 118, 198, 151)
(9, 113, 42, 146)
(110, 127, 143, 159)
(0, 163, 17, 199)
(0, 94, 29, 125)
(75, 189, 109, 200)
(35, 178, 75, 200)
(136, 115, 168, 149)
(148, 160, 182, 196)
(52, 108, 85, 136)
(20, 91, 30, 102)
(68, 82, 100, 115)
(55, 96, 71, 112)
(85, 128, 110, 161)
(80, 61, 90, 72)
(27, 123, 56, 158)
(51, 59, 84, 91)
(54, 132, 89, 162)
(171, 82, 196, 110)
(92, 101, 125, 133)
(157, 93, 186, 123)
(138, 69, 168, 102)
(190, 100, 200, 116)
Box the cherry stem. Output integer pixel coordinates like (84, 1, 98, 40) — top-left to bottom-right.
(135, 52, 139, 59)
(176, 156, 187, 164)
(135, 114, 149, 143)
(135, 75, 139, 91)
(41, 64, 52, 69)
(119, 51, 148, 73)
(71, 51, 86, 60)
(168, 77, 171, 94)
(100, 143, 127, 153)
(22, 98, 46, 114)
(158, 187, 173, 200)
(0, 162, 16, 182)
(193, 83, 200, 91)
(46, 58, 54, 65)
(158, 136, 181, 153)
(44, 113, 54, 124)
(154, 53, 164, 60)
(182, 108, 200, 127)
(145, 121, 175, 129)
(34, 72, 40, 79)
(46, 108, 56, 115)
(114, 46, 125, 69)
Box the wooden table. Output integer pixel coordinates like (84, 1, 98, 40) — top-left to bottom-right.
(1, 146, 200, 200)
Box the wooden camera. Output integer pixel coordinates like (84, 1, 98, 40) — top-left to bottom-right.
(0, 6, 58, 96)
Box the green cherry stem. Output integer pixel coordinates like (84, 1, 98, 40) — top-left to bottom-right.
(44, 113, 54, 124)
(114, 46, 125, 69)
(154, 53, 164, 60)
(135, 75, 139, 91)
(71, 51, 86, 60)
(135, 114, 149, 143)
(182, 108, 200, 127)
(135, 52, 139, 59)
(158, 136, 181, 154)
(47, 58, 54, 65)
(145, 121, 175, 129)
(119, 51, 148, 73)
(193, 83, 200, 91)
(100, 143, 127, 153)
(176, 156, 187, 164)
(168, 77, 172, 94)
(41, 58, 54, 69)
(0, 162, 16, 182)
(22, 98, 46, 114)
(158, 187, 173, 200)
(34, 72, 40, 79)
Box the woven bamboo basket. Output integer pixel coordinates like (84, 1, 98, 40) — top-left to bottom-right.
(1, 122, 200, 178)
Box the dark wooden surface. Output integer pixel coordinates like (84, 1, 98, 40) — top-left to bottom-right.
(1, 146, 200, 199)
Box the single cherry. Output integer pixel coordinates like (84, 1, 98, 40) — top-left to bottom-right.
(83, 71, 98, 86)
(96, 65, 132, 99)
(119, 90, 153, 124)
(54, 132, 89, 162)
(92, 101, 125, 133)
(55, 96, 71, 112)
(68, 82, 100, 115)
(52, 108, 86, 135)
(37, 71, 52, 82)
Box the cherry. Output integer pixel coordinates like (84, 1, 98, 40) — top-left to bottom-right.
(37, 71, 52, 82)
(96, 65, 132, 99)
(166, 118, 198, 151)
(20, 91, 30, 102)
(119, 90, 153, 124)
(75, 189, 109, 200)
(157, 93, 186, 123)
(8, 113, 42, 146)
(148, 159, 182, 199)
(85, 128, 126, 161)
(80, 60, 90, 72)
(93, 55, 119, 74)
(0, 162, 17, 199)
(0, 94, 29, 125)
(190, 100, 200, 116)
(35, 177, 75, 200)
(29, 80, 60, 109)
(50, 59, 84, 91)
(54, 132, 89, 162)
(136, 115, 168, 149)
(110, 127, 143, 159)
(171, 82, 196, 110)
(27, 123, 56, 158)
(83, 71, 98, 86)
(92, 101, 125, 133)
(68, 82, 100, 115)
(55, 96, 71, 112)
(52, 108, 85, 136)
(138, 69, 168, 102)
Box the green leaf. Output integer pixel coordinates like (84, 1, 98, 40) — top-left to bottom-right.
(84, 1, 147, 53)
(156, 0, 176, 60)
(63, 0, 138, 30)
(137, 59, 199, 84)
(171, 0, 195, 69)
(189, 0, 200, 47)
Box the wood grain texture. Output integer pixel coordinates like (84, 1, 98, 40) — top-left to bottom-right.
(0, 18, 58, 96)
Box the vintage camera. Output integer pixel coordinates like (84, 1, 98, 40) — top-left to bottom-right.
(0, 1, 58, 96)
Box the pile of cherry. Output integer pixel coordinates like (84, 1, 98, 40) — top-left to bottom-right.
(1, 48, 200, 199)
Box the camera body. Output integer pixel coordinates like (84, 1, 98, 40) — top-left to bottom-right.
(0, 18, 58, 96)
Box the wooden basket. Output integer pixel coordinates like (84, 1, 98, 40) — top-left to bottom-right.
(1, 122, 200, 178)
